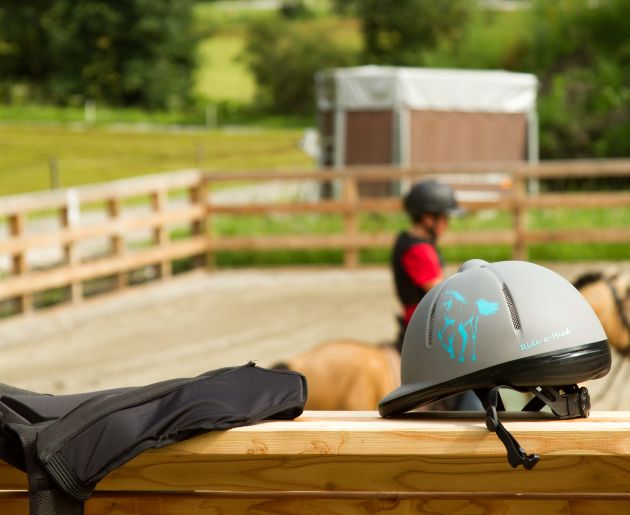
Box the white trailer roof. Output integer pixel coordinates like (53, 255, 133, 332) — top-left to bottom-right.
(316, 66, 538, 113)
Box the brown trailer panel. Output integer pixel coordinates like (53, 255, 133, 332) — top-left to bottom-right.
(409, 110, 527, 164)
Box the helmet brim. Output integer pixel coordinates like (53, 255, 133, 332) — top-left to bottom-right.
(379, 340, 611, 418)
(378, 380, 462, 417)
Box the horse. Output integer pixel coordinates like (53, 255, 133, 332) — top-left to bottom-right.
(573, 269, 630, 353)
(573, 268, 630, 410)
(274, 340, 400, 410)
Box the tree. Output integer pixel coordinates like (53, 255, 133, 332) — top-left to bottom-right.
(242, 18, 358, 115)
(525, 0, 630, 158)
(354, 0, 472, 66)
(0, 0, 198, 109)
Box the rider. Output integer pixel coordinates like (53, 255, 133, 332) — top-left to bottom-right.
(391, 179, 461, 353)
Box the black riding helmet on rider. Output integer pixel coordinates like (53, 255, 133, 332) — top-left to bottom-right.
(403, 180, 463, 241)
(392, 180, 463, 355)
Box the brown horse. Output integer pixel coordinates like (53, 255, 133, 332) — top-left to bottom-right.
(275, 340, 400, 410)
(574, 268, 630, 410)
(574, 269, 630, 353)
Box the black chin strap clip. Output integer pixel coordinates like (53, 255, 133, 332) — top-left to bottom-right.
(523, 385, 590, 419)
(481, 386, 540, 470)
(478, 384, 591, 470)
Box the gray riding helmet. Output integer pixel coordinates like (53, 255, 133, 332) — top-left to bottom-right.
(379, 259, 611, 469)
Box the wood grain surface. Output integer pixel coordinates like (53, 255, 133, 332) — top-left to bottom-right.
(2, 411, 630, 515)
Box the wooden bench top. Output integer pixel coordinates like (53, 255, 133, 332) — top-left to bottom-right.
(2, 411, 630, 514)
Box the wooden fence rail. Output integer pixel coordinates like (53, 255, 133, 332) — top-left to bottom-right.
(1, 160, 629, 317)
(2, 411, 630, 514)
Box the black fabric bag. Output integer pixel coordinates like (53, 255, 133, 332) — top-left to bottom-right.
(0, 363, 307, 515)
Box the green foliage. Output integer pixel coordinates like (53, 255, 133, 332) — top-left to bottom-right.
(353, 0, 472, 65)
(241, 17, 358, 114)
(0, 0, 199, 109)
(422, 8, 531, 70)
(524, 0, 630, 158)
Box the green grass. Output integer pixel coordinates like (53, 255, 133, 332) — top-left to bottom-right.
(192, 7, 360, 105)
(209, 207, 630, 267)
(0, 125, 314, 195)
(195, 35, 256, 103)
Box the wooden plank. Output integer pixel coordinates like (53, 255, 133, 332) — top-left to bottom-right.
(209, 230, 513, 252)
(206, 197, 511, 215)
(343, 176, 359, 268)
(0, 237, 208, 299)
(91, 454, 630, 495)
(123, 411, 630, 458)
(0, 493, 627, 515)
(60, 200, 84, 303)
(3, 454, 630, 498)
(201, 159, 630, 183)
(151, 190, 171, 279)
(523, 192, 630, 209)
(207, 200, 353, 215)
(7, 212, 32, 313)
(106, 197, 128, 291)
(524, 228, 630, 244)
(188, 183, 207, 270)
(203, 178, 217, 270)
(514, 158, 630, 179)
(0, 170, 202, 216)
(0, 206, 206, 256)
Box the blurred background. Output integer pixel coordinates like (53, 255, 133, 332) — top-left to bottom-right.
(0, 0, 628, 404)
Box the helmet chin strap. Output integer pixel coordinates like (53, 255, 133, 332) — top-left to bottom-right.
(475, 384, 590, 470)
(479, 386, 540, 470)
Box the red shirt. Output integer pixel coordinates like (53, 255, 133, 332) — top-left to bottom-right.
(401, 242, 442, 324)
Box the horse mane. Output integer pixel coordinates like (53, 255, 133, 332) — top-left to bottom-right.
(573, 271, 604, 291)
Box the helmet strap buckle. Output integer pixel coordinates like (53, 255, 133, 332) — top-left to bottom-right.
(481, 386, 540, 470)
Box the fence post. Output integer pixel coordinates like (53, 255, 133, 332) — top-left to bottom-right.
(512, 172, 528, 260)
(151, 189, 171, 279)
(201, 175, 216, 270)
(343, 175, 359, 268)
(48, 156, 60, 190)
(107, 197, 128, 290)
(60, 193, 82, 304)
(8, 213, 33, 313)
(189, 177, 207, 269)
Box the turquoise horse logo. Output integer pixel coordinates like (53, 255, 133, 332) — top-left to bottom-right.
(437, 290, 499, 362)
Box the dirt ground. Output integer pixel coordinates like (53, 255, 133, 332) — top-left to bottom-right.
(0, 262, 624, 395)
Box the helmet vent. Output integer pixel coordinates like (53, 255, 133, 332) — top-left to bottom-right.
(502, 285, 521, 330)
(427, 302, 437, 347)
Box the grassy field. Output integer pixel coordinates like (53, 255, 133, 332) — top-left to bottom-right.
(211, 207, 630, 266)
(0, 125, 314, 195)
(195, 35, 256, 103)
